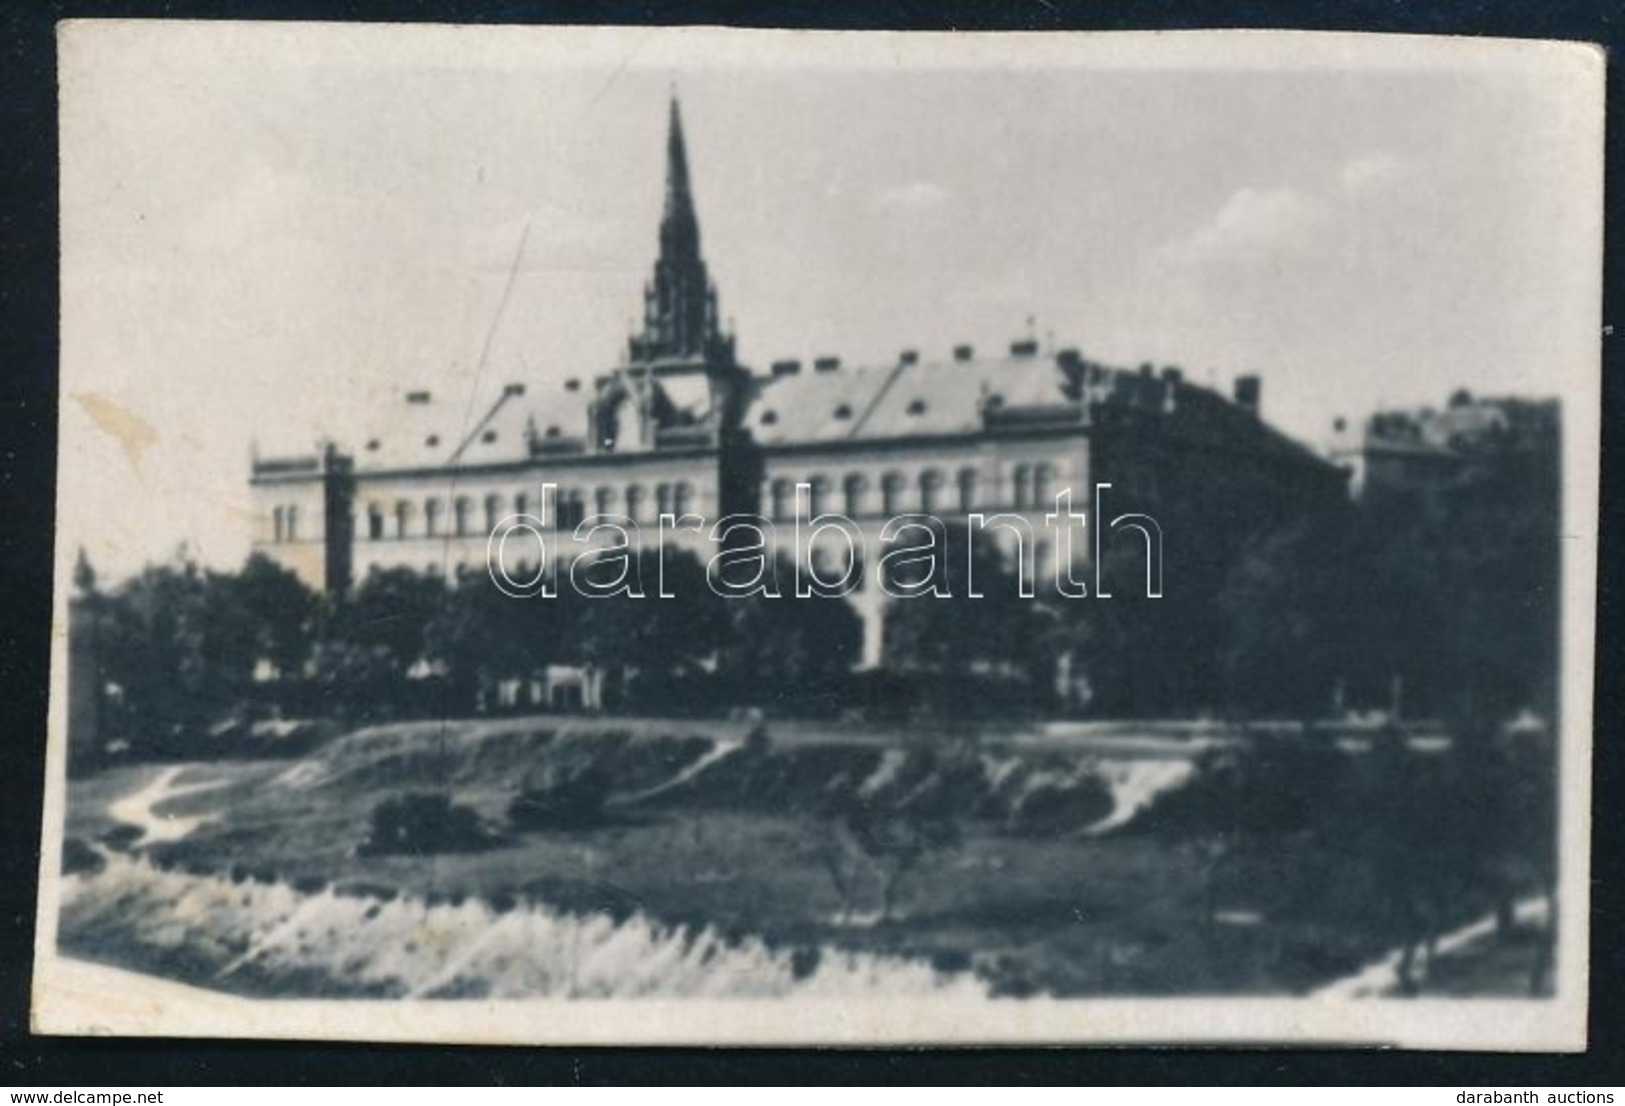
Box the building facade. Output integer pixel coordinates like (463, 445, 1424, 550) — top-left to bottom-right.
(1324, 389, 1560, 509)
(251, 98, 1345, 664)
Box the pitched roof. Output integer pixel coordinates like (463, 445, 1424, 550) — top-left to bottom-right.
(348, 384, 591, 474)
(745, 353, 1077, 447)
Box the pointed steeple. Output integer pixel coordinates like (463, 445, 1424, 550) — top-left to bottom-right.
(663, 96, 695, 231)
(628, 95, 731, 365)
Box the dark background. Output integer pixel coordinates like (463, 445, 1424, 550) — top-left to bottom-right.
(1, 0, 1620, 1086)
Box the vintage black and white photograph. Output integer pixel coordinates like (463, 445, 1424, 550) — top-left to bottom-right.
(34, 23, 1602, 1049)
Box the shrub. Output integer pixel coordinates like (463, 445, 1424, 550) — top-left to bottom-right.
(508, 766, 614, 831)
(61, 838, 104, 877)
(1006, 778, 1114, 837)
(359, 792, 494, 856)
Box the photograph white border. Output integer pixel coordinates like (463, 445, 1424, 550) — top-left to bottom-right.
(32, 21, 1604, 1051)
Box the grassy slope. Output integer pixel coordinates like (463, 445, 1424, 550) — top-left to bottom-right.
(61, 718, 1493, 997)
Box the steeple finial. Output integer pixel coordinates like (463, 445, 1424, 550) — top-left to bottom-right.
(664, 95, 694, 227)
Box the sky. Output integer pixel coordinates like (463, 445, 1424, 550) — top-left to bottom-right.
(57, 24, 1603, 580)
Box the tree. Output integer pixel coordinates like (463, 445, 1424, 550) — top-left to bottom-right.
(325, 567, 449, 677)
(881, 528, 1045, 714)
(425, 569, 576, 709)
(229, 552, 319, 677)
(569, 547, 727, 710)
(1037, 516, 1241, 718)
(96, 557, 259, 749)
(1214, 510, 1357, 718)
(810, 742, 973, 924)
(719, 555, 863, 712)
(72, 547, 97, 597)
(1138, 729, 1348, 929)
(849, 805, 962, 924)
(1338, 402, 1559, 724)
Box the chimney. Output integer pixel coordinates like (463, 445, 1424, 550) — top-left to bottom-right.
(1160, 366, 1183, 385)
(1009, 339, 1039, 358)
(405, 390, 431, 405)
(953, 344, 975, 362)
(1056, 348, 1083, 373)
(772, 359, 802, 378)
(899, 349, 919, 366)
(814, 356, 841, 373)
(1233, 374, 1261, 415)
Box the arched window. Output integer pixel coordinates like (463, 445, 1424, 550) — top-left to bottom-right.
(272, 507, 284, 543)
(395, 500, 412, 540)
(424, 498, 442, 538)
(453, 496, 472, 537)
(367, 504, 385, 541)
(513, 491, 529, 518)
(882, 471, 907, 515)
(843, 473, 869, 517)
(769, 478, 793, 521)
(919, 469, 944, 514)
(957, 467, 978, 512)
(595, 486, 616, 517)
(674, 481, 695, 517)
(1033, 463, 1056, 508)
(559, 490, 585, 529)
(656, 483, 674, 517)
(286, 506, 297, 542)
(809, 475, 832, 518)
(484, 493, 503, 533)
(624, 486, 644, 522)
(1013, 464, 1033, 510)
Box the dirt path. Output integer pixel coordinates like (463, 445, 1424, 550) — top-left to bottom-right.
(106, 765, 229, 846)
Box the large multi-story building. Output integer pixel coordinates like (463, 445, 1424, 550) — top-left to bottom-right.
(251, 98, 1345, 664)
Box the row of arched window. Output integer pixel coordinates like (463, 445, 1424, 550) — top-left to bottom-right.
(362, 482, 700, 541)
(366, 493, 516, 542)
(346, 464, 1066, 542)
(766, 463, 1061, 520)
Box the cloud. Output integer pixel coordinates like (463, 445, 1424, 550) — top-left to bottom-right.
(1158, 186, 1329, 269)
(1154, 152, 1413, 272)
(874, 180, 950, 213)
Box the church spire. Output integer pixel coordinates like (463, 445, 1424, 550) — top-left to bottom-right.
(663, 96, 695, 232)
(628, 95, 730, 365)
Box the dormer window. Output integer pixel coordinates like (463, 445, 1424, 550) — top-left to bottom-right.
(365, 439, 380, 452)
(907, 399, 928, 416)
(761, 410, 779, 425)
(833, 404, 853, 420)
(425, 435, 441, 448)
(481, 430, 498, 444)
(545, 425, 561, 439)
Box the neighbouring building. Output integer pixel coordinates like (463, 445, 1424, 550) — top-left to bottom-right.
(1324, 389, 1560, 509)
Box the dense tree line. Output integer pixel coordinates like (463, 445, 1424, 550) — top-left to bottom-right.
(1037, 407, 1559, 724)
(73, 415, 1558, 757)
(73, 545, 866, 755)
